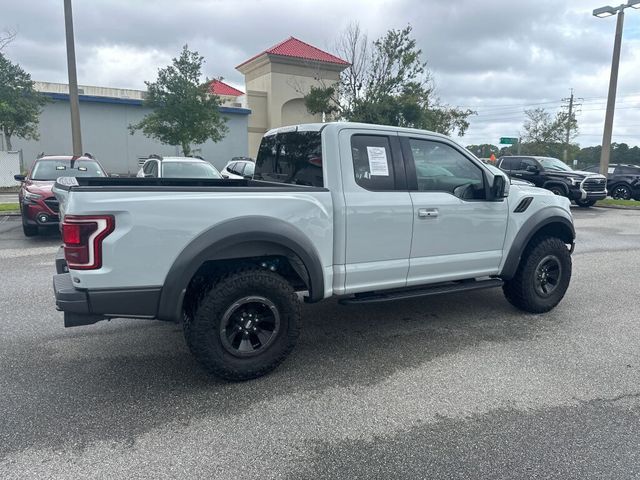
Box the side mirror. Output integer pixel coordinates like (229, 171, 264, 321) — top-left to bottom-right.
(526, 165, 539, 173)
(491, 174, 509, 199)
(14, 174, 26, 182)
(243, 174, 253, 180)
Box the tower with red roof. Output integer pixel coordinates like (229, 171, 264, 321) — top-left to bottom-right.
(236, 37, 349, 157)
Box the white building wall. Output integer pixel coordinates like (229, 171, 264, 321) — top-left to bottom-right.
(12, 98, 250, 175)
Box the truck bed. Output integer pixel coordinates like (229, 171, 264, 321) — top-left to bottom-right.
(54, 176, 328, 192)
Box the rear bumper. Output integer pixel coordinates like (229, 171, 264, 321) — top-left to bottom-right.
(53, 270, 162, 327)
(53, 273, 103, 327)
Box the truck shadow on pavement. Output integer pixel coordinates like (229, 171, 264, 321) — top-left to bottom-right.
(0, 289, 561, 460)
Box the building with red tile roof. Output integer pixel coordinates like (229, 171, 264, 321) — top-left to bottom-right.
(237, 36, 349, 69)
(237, 36, 348, 156)
(208, 79, 245, 97)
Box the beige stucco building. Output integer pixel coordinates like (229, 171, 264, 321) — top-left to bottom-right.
(236, 37, 349, 157)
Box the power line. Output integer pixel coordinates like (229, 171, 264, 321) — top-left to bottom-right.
(457, 92, 640, 111)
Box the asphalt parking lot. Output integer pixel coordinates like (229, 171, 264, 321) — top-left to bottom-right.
(1, 208, 639, 479)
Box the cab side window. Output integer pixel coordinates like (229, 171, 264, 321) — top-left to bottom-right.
(499, 157, 517, 171)
(519, 158, 538, 171)
(350, 135, 396, 191)
(409, 139, 485, 199)
(143, 160, 157, 177)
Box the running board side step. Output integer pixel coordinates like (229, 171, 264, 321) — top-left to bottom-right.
(338, 278, 504, 305)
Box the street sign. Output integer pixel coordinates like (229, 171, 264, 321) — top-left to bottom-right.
(500, 137, 519, 145)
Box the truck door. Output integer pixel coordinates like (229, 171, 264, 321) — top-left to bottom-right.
(338, 129, 413, 294)
(399, 135, 509, 285)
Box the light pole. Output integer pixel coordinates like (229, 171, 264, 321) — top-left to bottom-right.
(593, 0, 640, 176)
(63, 0, 82, 156)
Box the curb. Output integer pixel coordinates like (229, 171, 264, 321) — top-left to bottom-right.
(594, 204, 640, 211)
(0, 212, 20, 216)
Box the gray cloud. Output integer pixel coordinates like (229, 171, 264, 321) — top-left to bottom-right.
(2, 0, 639, 147)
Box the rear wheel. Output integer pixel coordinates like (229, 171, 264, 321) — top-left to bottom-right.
(611, 184, 631, 200)
(503, 236, 572, 313)
(575, 199, 596, 208)
(185, 268, 300, 381)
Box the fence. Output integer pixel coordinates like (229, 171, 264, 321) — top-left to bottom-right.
(0, 151, 22, 188)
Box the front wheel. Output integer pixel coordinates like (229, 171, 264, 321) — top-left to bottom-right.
(575, 199, 596, 208)
(503, 236, 572, 313)
(22, 218, 38, 237)
(185, 268, 300, 381)
(611, 184, 631, 200)
(548, 185, 567, 197)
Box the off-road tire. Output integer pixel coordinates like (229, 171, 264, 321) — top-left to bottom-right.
(503, 236, 572, 313)
(575, 199, 596, 208)
(186, 268, 300, 381)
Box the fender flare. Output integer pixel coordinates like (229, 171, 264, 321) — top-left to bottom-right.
(157, 216, 325, 322)
(501, 209, 575, 280)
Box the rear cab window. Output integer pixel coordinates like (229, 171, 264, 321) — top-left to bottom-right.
(254, 131, 323, 187)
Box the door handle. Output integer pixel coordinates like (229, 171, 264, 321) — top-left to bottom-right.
(417, 208, 438, 218)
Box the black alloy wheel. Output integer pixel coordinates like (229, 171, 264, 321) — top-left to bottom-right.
(611, 184, 631, 200)
(533, 255, 562, 298)
(219, 296, 281, 357)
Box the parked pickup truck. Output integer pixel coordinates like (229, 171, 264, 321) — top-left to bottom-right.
(53, 122, 575, 380)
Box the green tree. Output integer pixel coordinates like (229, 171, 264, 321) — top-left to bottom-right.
(0, 52, 48, 151)
(466, 144, 500, 158)
(304, 24, 474, 136)
(129, 45, 227, 155)
(519, 107, 579, 160)
(577, 143, 640, 168)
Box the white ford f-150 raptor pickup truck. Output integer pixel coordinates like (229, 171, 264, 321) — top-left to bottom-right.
(52, 122, 575, 380)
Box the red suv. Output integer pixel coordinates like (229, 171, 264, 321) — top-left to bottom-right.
(14, 155, 107, 237)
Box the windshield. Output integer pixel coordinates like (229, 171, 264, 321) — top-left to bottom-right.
(538, 157, 573, 172)
(31, 160, 105, 180)
(161, 161, 222, 179)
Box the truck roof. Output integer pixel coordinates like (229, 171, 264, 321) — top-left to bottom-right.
(265, 122, 449, 140)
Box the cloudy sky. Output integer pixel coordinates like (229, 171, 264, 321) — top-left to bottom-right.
(2, 0, 640, 147)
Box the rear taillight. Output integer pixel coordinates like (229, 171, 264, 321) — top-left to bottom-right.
(62, 215, 114, 270)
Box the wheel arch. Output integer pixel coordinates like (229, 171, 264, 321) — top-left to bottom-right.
(542, 181, 569, 195)
(157, 216, 325, 322)
(501, 210, 575, 280)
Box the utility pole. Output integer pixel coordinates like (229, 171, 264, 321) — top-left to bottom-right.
(563, 89, 574, 163)
(561, 89, 582, 163)
(599, 8, 624, 176)
(63, 0, 82, 156)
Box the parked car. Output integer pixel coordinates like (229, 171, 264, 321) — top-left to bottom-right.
(136, 155, 223, 179)
(53, 122, 575, 381)
(221, 157, 255, 179)
(14, 154, 107, 237)
(583, 163, 640, 200)
(496, 155, 607, 207)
